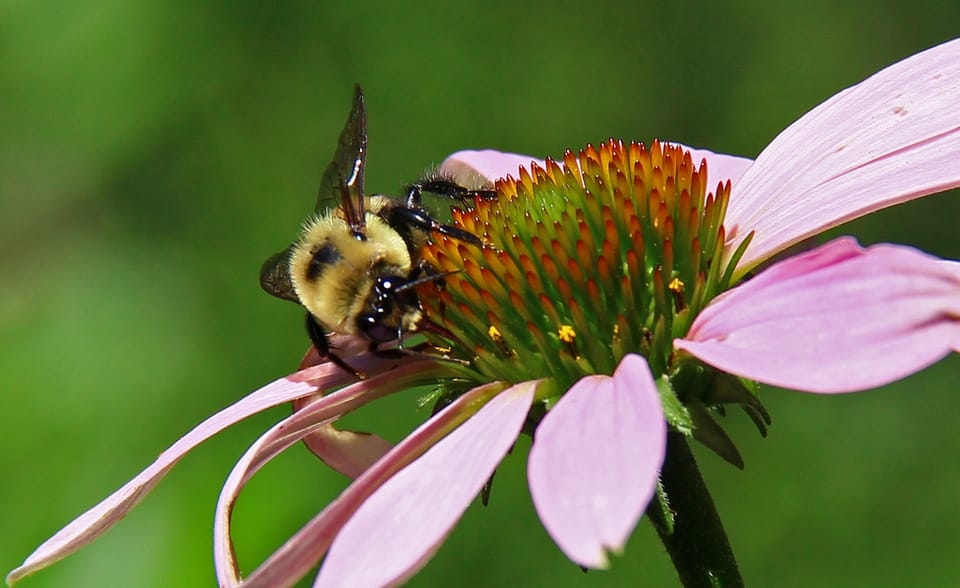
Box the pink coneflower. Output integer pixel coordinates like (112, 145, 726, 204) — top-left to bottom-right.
(8, 38, 960, 588)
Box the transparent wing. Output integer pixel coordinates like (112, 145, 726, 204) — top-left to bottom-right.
(314, 84, 367, 236)
(259, 246, 300, 303)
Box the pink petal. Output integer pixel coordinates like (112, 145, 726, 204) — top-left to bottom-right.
(312, 381, 536, 588)
(213, 358, 444, 588)
(527, 354, 667, 568)
(676, 238, 960, 393)
(726, 38, 960, 272)
(438, 149, 546, 186)
(5, 354, 408, 586)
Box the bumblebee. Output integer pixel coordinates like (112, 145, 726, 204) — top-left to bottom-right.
(260, 85, 492, 377)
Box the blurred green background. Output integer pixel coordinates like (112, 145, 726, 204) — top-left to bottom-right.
(3, 1, 959, 586)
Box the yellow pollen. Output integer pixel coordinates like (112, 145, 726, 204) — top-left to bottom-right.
(668, 277, 685, 293)
(558, 324, 577, 343)
(488, 325, 503, 342)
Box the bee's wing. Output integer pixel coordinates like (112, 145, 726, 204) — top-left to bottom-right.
(315, 84, 367, 236)
(259, 246, 300, 303)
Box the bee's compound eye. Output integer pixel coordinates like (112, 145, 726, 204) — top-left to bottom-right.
(374, 276, 417, 308)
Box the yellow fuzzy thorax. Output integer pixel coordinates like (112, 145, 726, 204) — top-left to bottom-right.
(289, 202, 412, 335)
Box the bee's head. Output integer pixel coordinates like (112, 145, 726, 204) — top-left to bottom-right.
(356, 274, 421, 343)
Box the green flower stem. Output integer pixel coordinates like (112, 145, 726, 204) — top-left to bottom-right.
(656, 432, 743, 588)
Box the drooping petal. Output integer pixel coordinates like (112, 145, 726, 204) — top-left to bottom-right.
(527, 354, 667, 569)
(438, 149, 546, 186)
(311, 381, 537, 588)
(942, 259, 960, 280)
(726, 38, 960, 272)
(297, 426, 394, 479)
(945, 260, 960, 352)
(676, 238, 960, 393)
(236, 381, 517, 588)
(213, 359, 446, 588)
(5, 353, 409, 586)
(294, 337, 394, 478)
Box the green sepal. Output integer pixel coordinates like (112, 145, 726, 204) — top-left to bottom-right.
(671, 359, 771, 438)
(668, 359, 716, 404)
(710, 372, 771, 437)
(655, 374, 693, 436)
(421, 381, 471, 416)
(645, 478, 676, 536)
(687, 401, 744, 470)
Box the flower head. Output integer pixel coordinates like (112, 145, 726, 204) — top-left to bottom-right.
(418, 140, 750, 390)
(9, 38, 960, 588)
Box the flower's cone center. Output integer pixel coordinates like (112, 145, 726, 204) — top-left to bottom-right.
(418, 140, 747, 393)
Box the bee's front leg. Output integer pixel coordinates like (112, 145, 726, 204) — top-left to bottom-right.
(304, 313, 366, 379)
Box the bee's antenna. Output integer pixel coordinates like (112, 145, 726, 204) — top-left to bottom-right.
(394, 270, 461, 293)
